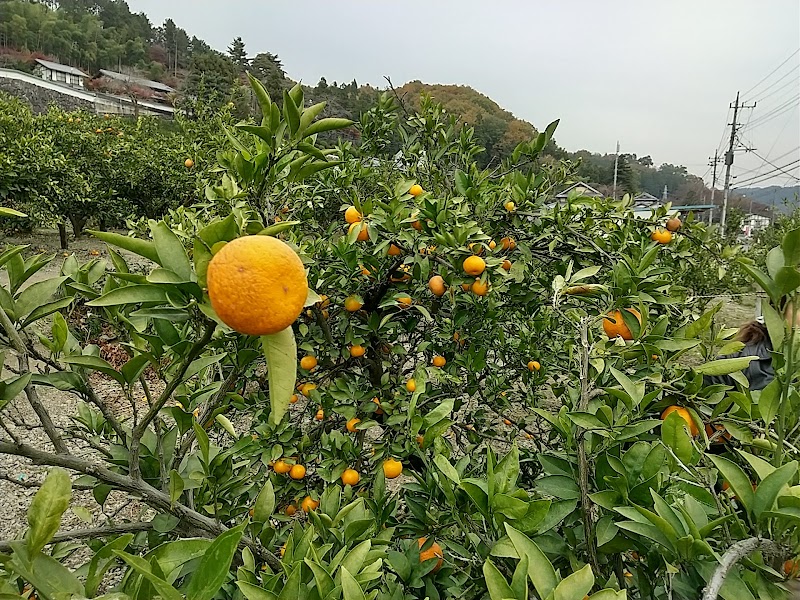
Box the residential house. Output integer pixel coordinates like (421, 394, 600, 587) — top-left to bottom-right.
(742, 213, 771, 238)
(97, 69, 175, 104)
(33, 59, 89, 88)
(554, 182, 604, 201)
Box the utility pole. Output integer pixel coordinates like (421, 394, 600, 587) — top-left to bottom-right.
(720, 92, 756, 234)
(612, 141, 620, 200)
(708, 150, 720, 225)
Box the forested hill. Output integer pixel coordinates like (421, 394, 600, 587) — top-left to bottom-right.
(0, 0, 787, 208)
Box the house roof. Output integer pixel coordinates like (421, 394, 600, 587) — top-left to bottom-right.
(35, 59, 89, 78)
(633, 192, 660, 203)
(98, 69, 175, 93)
(555, 182, 603, 198)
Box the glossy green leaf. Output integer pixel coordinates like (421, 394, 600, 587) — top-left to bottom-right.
(86, 284, 169, 307)
(694, 356, 757, 376)
(15, 276, 68, 321)
(88, 230, 160, 264)
(184, 522, 246, 600)
(237, 581, 278, 600)
(504, 523, 557, 599)
(253, 480, 275, 523)
(554, 563, 594, 600)
(483, 559, 514, 600)
(340, 566, 366, 600)
(261, 327, 296, 425)
(63, 355, 125, 385)
(27, 467, 71, 555)
(708, 455, 754, 514)
(661, 411, 693, 464)
(753, 461, 797, 520)
(303, 117, 354, 137)
(113, 550, 182, 600)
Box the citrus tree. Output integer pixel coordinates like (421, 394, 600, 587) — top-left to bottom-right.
(0, 77, 796, 600)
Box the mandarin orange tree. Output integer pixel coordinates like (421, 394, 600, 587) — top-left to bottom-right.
(0, 75, 796, 600)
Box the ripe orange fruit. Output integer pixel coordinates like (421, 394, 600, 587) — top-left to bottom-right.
(602, 309, 642, 341)
(503, 418, 512, 426)
(346, 417, 361, 432)
(428, 275, 446, 297)
(299, 382, 317, 397)
(383, 458, 403, 479)
(341, 468, 360, 486)
(528, 360, 541, 371)
(345, 205, 362, 224)
(416, 434, 425, 446)
(411, 220, 423, 231)
(721, 480, 731, 491)
(185, 158, 194, 168)
(397, 296, 412, 306)
(345, 295, 363, 312)
(463, 255, 486, 276)
(500, 237, 516, 251)
(301, 496, 319, 512)
(489, 240, 497, 250)
(501, 259, 512, 271)
(468, 243, 485, 256)
(783, 559, 799, 577)
(290, 394, 299, 404)
(348, 221, 369, 241)
(666, 217, 682, 232)
(504, 201, 516, 212)
(461, 282, 471, 291)
(207, 236, 308, 336)
(471, 279, 489, 296)
(289, 464, 306, 480)
(651, 229, 672, 244)
(372, 397, 383, 415)
(280, 543, 285, 557)
(705, 423, 732, 444)
(406, 379, 416, 392)
(418, 538, 444, 572)
(360, 264, 373, 277)
(432, 355, 446, 367)
(390, 265, 412, 282)
(273, 460, 292, 474)
(661, 405, 700, 436)
(350, 344, 366, 357)
(300, 355, 317, 371)
(285, 504, 297, 516)
(388, 243, 402, 256)
(409, 184, 424, 196)
(315, 408, 324, 420)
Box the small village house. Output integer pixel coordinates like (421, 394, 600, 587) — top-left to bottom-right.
(33, 59, 89, 88)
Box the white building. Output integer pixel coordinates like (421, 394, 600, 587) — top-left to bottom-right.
(742, 213, 770, 238)
(33, 59, 89, 88)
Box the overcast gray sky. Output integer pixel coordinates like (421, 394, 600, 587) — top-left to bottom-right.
(129, 0, 800, 189)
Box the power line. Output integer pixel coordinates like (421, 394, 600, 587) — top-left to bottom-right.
(743, 97, 799, 132)
(750, 150, 800, 180)
(752, 73, 800, 105)
(741, 48, 800, 99)
(733, 159, 800, 188)
(734, 146, 800, 177)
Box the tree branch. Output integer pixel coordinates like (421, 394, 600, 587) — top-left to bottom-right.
(128, 323, 215, 480)
(701, 537, 782, 600)
(0, 308, 67, 454)
(0, 522, 154, 552)
(0, 439, 281, 570)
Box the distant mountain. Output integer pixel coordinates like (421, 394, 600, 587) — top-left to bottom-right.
(736, 186, 800, 214)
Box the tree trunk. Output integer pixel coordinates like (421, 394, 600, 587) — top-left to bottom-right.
(69, 214, 87, 237)
(57, 223, 68, 250)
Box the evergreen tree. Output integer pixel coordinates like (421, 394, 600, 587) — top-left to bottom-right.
(227, 36, 249, 71)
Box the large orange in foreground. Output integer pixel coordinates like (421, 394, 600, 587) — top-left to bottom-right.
(602, 309, 641, 340)
(418, 538, 444, 572)
(207, 236, 308, 336)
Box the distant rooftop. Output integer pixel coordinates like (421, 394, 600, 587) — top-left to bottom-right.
(633, 192, 660, 203)
(98, 69, 175, 93)
(35, 59, 89, 79)
(555, 182, 603, 198)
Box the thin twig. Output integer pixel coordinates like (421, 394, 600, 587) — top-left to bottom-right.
(701, 538, 782, 600)
(0, 308, 67, 454)
(0, 522, 154, 552)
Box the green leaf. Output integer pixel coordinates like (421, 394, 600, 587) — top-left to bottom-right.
(283, 90, 300, 135)
(8, 550, 83, 598)
(86, 534, 135, 596)
(434, 455, 461, 484)
(0, 207, 27, 217)
(775, 266, 800, 296)
(694, 356, 757, 376)
(15, 276, 68, 321)
(247, 72, 272, 116)
(298, 101, 327, 134)
(753, 461, 797, 520)
(261, 328, 297, 425)
(151, 221, 192, 281)
(685, 304, 722, 338)
(708, 455, 754, 514)
(237, 581, 278, 600)
(511, 555, 529, 600)
(340, 566, 366, 600)
(304, 560, 335, 599)
(184, 522, 246, 600)
(26, 468, 71, 555)
(762, 303, 785, 350)
(303, 117, 354, 137)
(661, 412, 693, 464)
(88, 230, 160, 264)
(121, 354, 151, 385)
(112, 550, 182, 600)
(738, 262, 779, 304)
(184, 353, 227, 380)
(782, 227, 800, 266)
(757, 378, 781, 426)
(63, 355, 125, 385)
(21, 297, 74, 328)
(483, 559, 514, 600)
(253, 480, 275, 522)
(168, 470, 184, 506)
(610, 367, 644, 406)
(0, 373, 31, 411)
(504, 523, 558, 599)
(554, 564, 594, 600)
(87, 284, 169, 307)
(259, 221, 301, 236)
